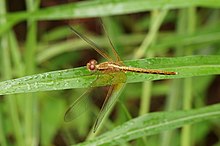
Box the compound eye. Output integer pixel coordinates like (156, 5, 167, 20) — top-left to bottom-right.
(89, 59, 97, 65)
(87, 59, 98, 71)
(89, 64, 96, 71)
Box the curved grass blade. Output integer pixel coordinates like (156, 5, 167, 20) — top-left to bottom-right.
(75, 103, 220, 146)
(0, 56, 219, 95)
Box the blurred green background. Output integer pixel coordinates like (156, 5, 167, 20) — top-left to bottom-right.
(0, 0, 220, 146)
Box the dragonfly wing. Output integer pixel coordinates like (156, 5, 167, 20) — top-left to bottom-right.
(101, 23, 121, 62)
(68, 25, 113, 62)
(93, 83, 126, 132)
(64, 88, 91, 122)
(100, 21, 123, 62)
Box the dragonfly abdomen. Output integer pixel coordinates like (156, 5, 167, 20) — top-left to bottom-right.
(120, 66, 177, 75)
(96, 62, 177, 75)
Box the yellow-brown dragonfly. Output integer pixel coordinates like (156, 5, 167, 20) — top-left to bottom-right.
(64, 25, 177, 133)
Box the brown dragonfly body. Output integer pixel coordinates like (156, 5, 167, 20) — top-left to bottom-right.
(87, 59, 177, 75)
(65, 24, 177, 133)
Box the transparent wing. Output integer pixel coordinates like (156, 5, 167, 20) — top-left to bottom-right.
(68, 25, 113, 62)
(64, 88, 91, 122)
(93, 83, 126, 132)
(100, 20, 123, 64)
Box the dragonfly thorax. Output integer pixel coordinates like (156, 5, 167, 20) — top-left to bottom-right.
(87, 59, 98, 71)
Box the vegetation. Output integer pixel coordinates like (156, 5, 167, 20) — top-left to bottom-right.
(0, 0, 220, 146)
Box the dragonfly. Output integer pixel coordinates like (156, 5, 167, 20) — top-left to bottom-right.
(64, 24, 177, 133)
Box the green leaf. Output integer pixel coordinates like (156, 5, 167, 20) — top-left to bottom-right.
(36, 27, 220, 63)
(0, 55, 219, 95)
(8, 0, 220, 20)
(74, 103, 220, 146)
(41, 96, 66, 146)
(2, 0, 220, 36)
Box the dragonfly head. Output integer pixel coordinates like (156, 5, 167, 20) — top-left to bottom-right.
(87, 59, 98, 71)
